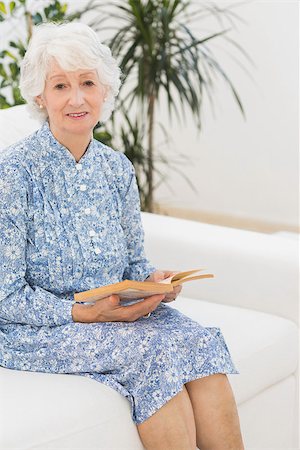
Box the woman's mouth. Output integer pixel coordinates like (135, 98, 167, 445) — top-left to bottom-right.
(67, 112, 88, 119)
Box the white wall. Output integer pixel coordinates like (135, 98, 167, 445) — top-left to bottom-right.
(152, 0, 299, 231)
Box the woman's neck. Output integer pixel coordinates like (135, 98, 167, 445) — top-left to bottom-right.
(49, 123, 92, 163)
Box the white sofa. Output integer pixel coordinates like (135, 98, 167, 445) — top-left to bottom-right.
(0, 105, 299, 449)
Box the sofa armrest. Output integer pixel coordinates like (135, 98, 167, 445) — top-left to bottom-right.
(142, 212, 298, 324)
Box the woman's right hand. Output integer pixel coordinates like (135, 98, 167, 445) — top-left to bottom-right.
(72, 293, 166, 323)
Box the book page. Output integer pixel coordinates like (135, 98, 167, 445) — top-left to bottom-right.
(159, 269, 207, 284)
(119, 287, 172, 300)
(83, 286, 174, 303)
(158, 273, 180, 284)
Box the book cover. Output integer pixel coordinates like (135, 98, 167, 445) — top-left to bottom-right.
(74, 269, 214, 303)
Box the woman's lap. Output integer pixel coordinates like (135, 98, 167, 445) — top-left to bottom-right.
(2, 303, 239, 424)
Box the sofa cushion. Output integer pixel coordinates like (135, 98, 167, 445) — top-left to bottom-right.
(1, 297, 298, 449)
(0, 367, 144, 450)
(170, 296, 299, 404)
(142, 212, 299, 324)
(0, 104, 40, 151)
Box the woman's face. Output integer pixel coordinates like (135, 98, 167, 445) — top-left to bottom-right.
(36, 59, 107, 141)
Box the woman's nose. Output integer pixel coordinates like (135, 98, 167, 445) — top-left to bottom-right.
(68, 88, 84, 107)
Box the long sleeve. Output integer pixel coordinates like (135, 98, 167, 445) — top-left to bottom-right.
(0, 160, 75, 327)
(119, 156, 156, 281)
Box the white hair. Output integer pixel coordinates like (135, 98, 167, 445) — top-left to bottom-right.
(19, 22, 122, 123)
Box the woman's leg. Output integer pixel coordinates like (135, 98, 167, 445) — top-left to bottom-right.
(137, 385, 197, 450)
(185, 373, 244, 450)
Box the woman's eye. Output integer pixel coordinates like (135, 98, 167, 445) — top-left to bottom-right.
(54, 84, 66, 90)
(84, 80, 95, 86)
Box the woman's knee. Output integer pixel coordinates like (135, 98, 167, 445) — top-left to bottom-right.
(137, 387, 196, 449)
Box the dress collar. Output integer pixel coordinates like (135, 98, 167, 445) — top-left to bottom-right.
(36, 120, 96, 168)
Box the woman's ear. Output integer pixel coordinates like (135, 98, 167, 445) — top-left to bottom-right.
(103, 86, 109, 101)
(35, 95, 44, 109)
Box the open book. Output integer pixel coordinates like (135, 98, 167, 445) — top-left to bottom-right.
(74, 269, 214, 303)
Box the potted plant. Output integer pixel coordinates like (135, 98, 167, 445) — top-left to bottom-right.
(92, 0, 250, 211)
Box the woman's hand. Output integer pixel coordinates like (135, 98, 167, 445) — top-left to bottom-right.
(146, 270, 182, 303)
(72, 292, 166, 323)
(72, 270, 182, 323)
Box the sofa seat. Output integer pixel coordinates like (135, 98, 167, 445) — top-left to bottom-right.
(170, 296, 299, 404)
(0, 297, 297, 450)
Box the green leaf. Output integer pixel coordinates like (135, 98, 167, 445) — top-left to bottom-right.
(32, 12, 43, 24)
(0, 2, 7, 14)
(9, 1, 16, 14)
(4, 50, 17, 61)
(12, 86, 24, 104)
(0, 94, 12, 108)
(9, 62, 19, 79)
(61, 3, 67, 14)
(8, 41, 18, 48)
(0, 64, 7, 78)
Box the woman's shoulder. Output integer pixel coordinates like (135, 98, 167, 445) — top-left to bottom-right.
(0, 130, 40, 185)
(0, 129, 39, 168)
(94, 139, 134, 174)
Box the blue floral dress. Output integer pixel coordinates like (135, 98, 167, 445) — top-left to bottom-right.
(0, 121, 238, 424)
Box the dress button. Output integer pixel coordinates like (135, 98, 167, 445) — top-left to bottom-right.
(89, 230, 96, 237)
(76, 164, 83, 171)
(84, 207, 91, 214)
(79, 184, 87, 191)
(94, 247, 101, 254)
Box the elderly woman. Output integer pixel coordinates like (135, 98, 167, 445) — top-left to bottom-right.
(0, 22, 244, 450)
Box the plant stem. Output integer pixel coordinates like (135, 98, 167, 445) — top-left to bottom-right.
(24, 1, 33, 40)
(147, 92, 155, 212)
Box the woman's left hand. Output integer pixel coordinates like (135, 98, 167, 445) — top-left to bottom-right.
(146, 270, 182, 303)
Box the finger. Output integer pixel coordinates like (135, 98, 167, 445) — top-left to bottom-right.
(173, 285, 182, 294)
(165, 285, 181, 297)
(163, 295, 176, 302)
(162, 270, 176, 277)
(152, 271, 165, 282)
(153, 270, 178, 282)
(107, 294, 121, 306)
(121, 294, 165, 321)
(166, 286, 181, 297)
(162, 271, 180, 280)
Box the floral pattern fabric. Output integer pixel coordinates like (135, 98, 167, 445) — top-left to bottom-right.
(0, 121, 239, 424)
